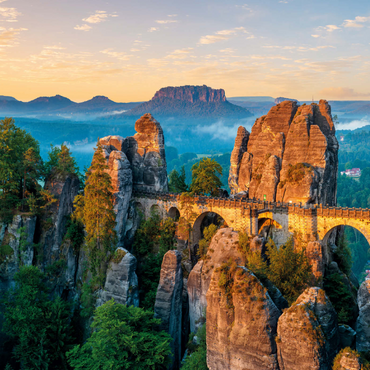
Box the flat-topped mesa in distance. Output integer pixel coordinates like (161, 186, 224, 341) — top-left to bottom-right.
(125, 85, 252, 119)
(228, 99, 339, 206)
(153, 85, 226, 103)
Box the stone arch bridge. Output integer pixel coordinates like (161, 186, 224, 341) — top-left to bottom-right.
(133, 191, 370, 246)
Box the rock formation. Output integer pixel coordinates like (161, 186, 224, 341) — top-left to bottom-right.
(126, 85, 252, 119)
(338, 325, 356, 348)
(276, 287, 339, 370)
(0, 215, 37, 291)
(96, 248, 139, 307)
(38, 173, 80, 267)
(333, 348, 363, 370)
(187, 228, 247, 332)
(100, 135, 133, 247)
(206, 266, 280, 370)
(356, 280, 370, 352)
(126, 113, 168, 192)
(154, 250, 183, 370)
(229, 100, 339, 206)
(305, 241, 326, 281)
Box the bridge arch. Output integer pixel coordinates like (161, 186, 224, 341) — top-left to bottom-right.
(258, 211, 290, 246)
(192, 212, 228, 245)
(150, 204, 161, 216)
(318, 218, 370, 247)
(168, 207, 180, 221)
(134, 201, 145, 219)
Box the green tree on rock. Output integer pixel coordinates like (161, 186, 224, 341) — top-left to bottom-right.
(190, 158, 222, 196)
(169, 166, 188, 193)
(74, 141, 117, 285)
(67, 299, 172, 370)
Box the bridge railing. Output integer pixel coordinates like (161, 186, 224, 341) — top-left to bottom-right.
(132, 189, 370, 220)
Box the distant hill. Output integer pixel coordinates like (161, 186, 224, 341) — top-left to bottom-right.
(0, 95, 142, 119)
(123, 85, 252, 119)
(0, 96, 18, 102)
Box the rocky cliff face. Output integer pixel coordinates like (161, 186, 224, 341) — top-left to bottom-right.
(277, 287, 339, 370)
(356, 280, 370, 352)
(125, 85, 252, 119)
(0, 215, 37, 291)
(97, 248, 139, 307)
(206, 266, 281, 370)
(229, 100, 338, 205)
(187, 228, 247, 332)
(153, 85, 226, 103)
(38, 173, 80, 268)
(154, 250, 183, 370)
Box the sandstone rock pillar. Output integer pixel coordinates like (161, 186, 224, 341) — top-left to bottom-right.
(154, 250, 183, 370)
(356, 280, 370, 352)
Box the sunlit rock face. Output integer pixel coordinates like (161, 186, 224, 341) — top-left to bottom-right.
(229, 100, 338, 205)
(206, 266, 281, 370)
(126, 113, 168, 192)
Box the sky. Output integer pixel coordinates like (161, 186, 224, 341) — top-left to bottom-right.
(0, 0, 370, 102)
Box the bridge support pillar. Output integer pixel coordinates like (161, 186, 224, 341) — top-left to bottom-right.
(250, 209, 259, 236)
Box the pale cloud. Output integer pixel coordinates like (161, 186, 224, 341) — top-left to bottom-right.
(343, 16, 370, 28)
(220, 48, 235, 54)
(168, 14, 177, 17)
(165, 48, 193, 59)
(147, 58, 169, 68)
(74, 24, 91, 31)
(0, 5, 21, 22)
(263, 45, 335, 52)
(100, 49, 132, 61)
(311, 34, 320, 38)
(236, 4, 253, 12)
(0, 26, 27, 47)
(199, 27, 248, 45)
(44, 45, 66, 50)
(318, 24, 340, 32)
(319, 87, 370, 98)
(83, 10, 118, 24)
(148, 27, 158, 32)
(156, 20, 177, 24)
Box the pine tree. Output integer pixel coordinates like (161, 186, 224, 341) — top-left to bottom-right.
(190, 158, 223, 196)
(57, 144, 78, 177)
(75, 141, 117, 285)
(168, 166, 188, 193)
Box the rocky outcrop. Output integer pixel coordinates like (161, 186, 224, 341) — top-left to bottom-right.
(306, 241, 326, 281)
(126, 113, 168, 192)
(100, 136, 133, 247)
(206, 266, 280, 370)
(154, 250, 183, 370)
(96, 248, 139, 307)
(0, 215, 37, 291)
(229, 100, 339, 205)
(187, 228, 247, 332)
(228, 126, 249, 193)
(356, 280, 370, 352)
(277, 287, 339, 370)
(153, 85, 226, 103)
(275, 97, 298, 105)
(333, 348, 363, 370)
(39, 173, 80, 267)
(126, 85, 252, 119)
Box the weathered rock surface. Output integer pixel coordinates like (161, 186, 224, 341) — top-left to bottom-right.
(100, 137, 133, 247)
(228, 126, 249, 193)
(39, 173, 80, 267)
(333, 348, 363, 370)
(126, 114, 168, 192)
(277, 287, 339, 370)
(187, 228, 247, 332)
(206, 266, 280, 370)
(96, 248, 139, 307)
(0, 215, 37, 290)
(306, 241, 326, 281)
(338, 325, 356, 348)
(229, 100, 338, 205)
(356, 280, 370, 352)
(153, 85, 226, 103)
(154, 250, 183, 370)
